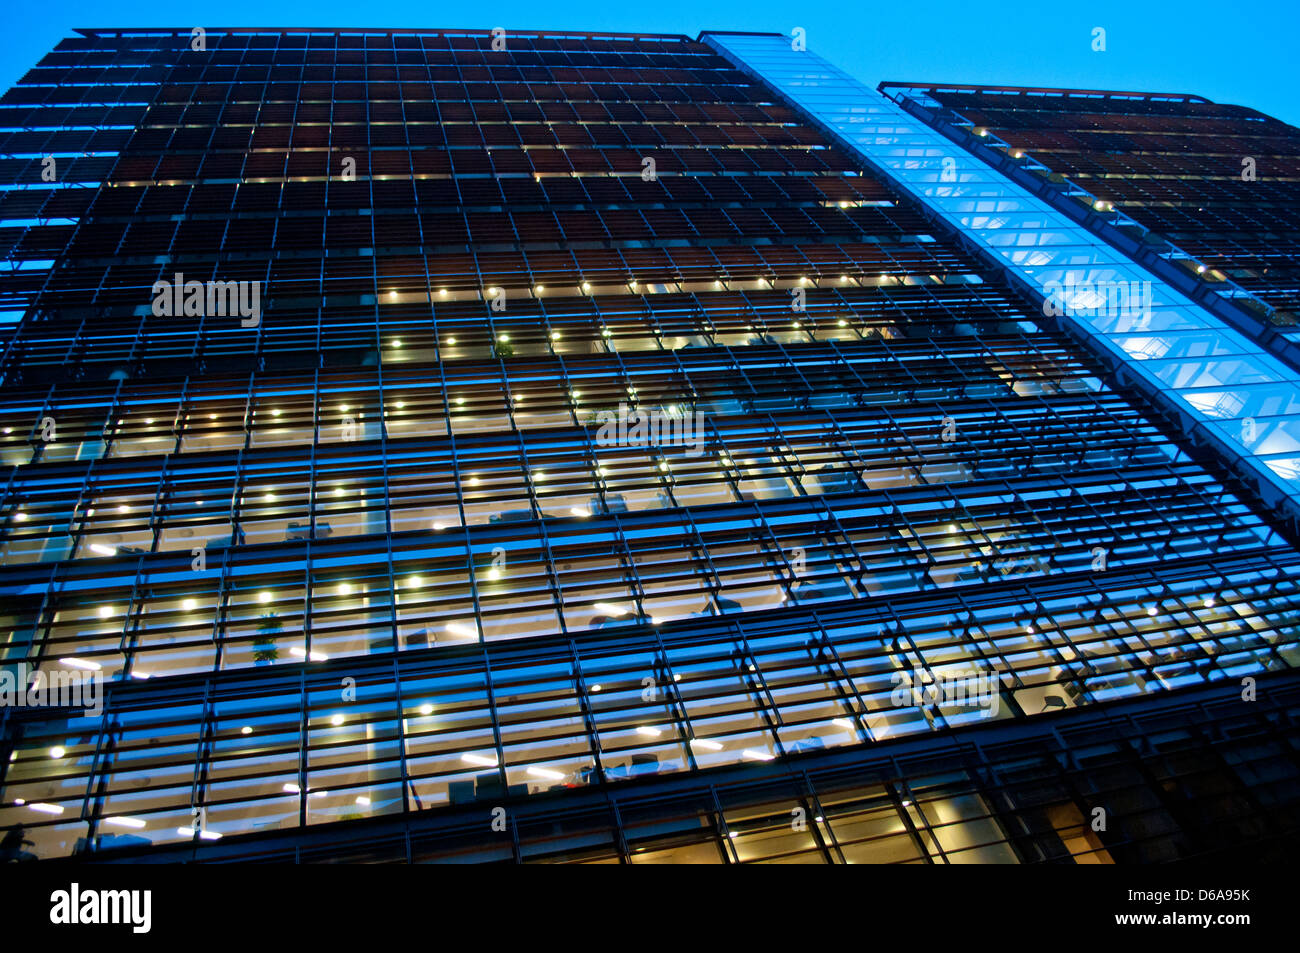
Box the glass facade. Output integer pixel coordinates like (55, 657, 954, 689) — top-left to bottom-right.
(881, 83, 1300, 318)
(1, 27, 1298, 863)
(705, 32, 1300, 523)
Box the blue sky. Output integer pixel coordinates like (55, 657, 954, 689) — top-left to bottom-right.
(2, 0, 1298, 127)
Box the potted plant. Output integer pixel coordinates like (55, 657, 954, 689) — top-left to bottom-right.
(253, 612, 281, 665)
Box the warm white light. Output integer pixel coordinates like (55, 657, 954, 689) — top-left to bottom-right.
(241, 726, 252, 735)
(258, 591, 271, 604)
(105, 816, 147, 830)
(689, 738, 723, 751)
(98, 605, 113, 619)
(445, 336, 456, 345)
(330, 715, 344, 726)
(445, 622, 477, 640)
(355, 796, 371, 806)
(59, 658, 100, 671)
(570, 506, 590, 518)
(463, 753, 498, 768)
(419, 704, 434, 716)
(743, 749, 774, 761)
(337, 583, 352, 596)
(636, 726, 662, 738)
(527, 766, 565, 781)
(50, 747, 66, 759)
(30, 802, 63, 815)
(283, 783, 300, 793)
(90, 544, 116, 557)
(590, 684, 602, 692)
(1204, 597, 1215, 607)
(593, 602, 628, 617)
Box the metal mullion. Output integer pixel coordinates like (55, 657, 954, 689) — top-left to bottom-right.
(732, 629, 790, 757)
(796, 613, 872, 741)
(478, 645, 513, 806)
(797, 771, 847, 864)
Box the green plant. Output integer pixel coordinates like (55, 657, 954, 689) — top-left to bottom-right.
(253, 612, 281, 663)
